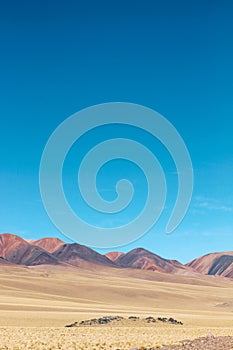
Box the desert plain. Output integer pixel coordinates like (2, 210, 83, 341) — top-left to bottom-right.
(0, 263, 233, 349)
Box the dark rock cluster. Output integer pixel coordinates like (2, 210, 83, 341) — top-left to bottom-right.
(65, 315, 183, 327)
(65, 315, 123, 327)
(157, 317, 183, 325)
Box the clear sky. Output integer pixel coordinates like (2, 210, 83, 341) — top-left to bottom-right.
(0, 0, 233, 263)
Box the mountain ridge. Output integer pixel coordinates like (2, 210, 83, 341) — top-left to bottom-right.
(0, 233, 232, 278)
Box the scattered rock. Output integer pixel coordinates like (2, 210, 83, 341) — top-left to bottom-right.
(65, 321, 78, 328)
(157, 317, 183, 325)
(145, 316, 156, 323)
(168, 317, 183, 325)
(207, 332, 214, 338)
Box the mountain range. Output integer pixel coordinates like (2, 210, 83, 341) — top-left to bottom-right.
(0, 233, 232, 278)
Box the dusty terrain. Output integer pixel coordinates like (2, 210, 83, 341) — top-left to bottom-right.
(159, 335, 233, 349)
(0, 264, 232, 349)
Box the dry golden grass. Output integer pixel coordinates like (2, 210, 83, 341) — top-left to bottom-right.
(0, 264, 232, 349)
(0, 326, 233, 350)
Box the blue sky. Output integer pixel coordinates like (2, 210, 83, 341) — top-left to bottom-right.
(0, 0, 233, 263)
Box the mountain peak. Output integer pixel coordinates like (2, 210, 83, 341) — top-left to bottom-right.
(128, 247, 157, 255)
(32, 237, 65, 253)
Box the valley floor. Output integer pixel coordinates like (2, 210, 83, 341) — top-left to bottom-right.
(0, 325, 233, 349)
(0, 265, 232, 349)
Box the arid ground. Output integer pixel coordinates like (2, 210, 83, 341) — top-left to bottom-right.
(0, 264, 233, 349)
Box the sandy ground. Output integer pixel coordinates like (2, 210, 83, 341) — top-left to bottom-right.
(0, 264, 232, 349)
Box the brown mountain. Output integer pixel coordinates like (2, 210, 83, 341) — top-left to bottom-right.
(187, 251, 233, 278)
(113, 248, 191, 275)
(0, 233, 59, 266)
(32, 237, 65, 253)
(52, 243, 117, 268)
(208, 255, 233, 278)
(105, 252, 125, 261)
(1, 233, 232, 278)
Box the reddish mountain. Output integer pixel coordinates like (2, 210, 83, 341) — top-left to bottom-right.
(32, 237, 65, 253)
(187, 251, 233, 277)
(113, 248, 191, 274)
(208, 255, 233, 278)
(0, 233, 59, 266)
(1, 233, 232, 278)
(52, 243, 117, 268)
(105, 252, 125, 261)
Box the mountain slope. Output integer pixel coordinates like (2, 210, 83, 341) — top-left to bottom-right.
(113, 248, 191, 275)
(0, 234, 59, 266)
(186, 251, 233, 277)
(52, 243, 117, 268)
(208, 255, 233, 278)
(0, 256, 16, 265)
